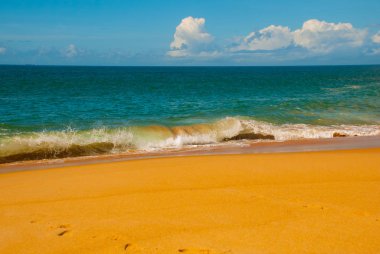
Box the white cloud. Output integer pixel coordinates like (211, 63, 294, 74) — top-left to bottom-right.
(372, 32, 380, 44)
(232, 25, 293, 51)
(168, 16, 214, 57)
(64, 44, 78, 58)
(167, 17, 373, 63)
(0, 47, 6, 54)
(293, 19, 367, 53)
(230, 19, 367, 56)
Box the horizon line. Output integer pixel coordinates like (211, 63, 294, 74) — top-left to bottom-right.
(1, 64, 380, 68)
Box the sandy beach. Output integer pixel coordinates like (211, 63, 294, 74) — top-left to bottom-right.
(2, 3, 380, 253)
(1, 147, 379, 253)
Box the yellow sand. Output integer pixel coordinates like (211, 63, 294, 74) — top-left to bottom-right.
(0, 149, 380, 254)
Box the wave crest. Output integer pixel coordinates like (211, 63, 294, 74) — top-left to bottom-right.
(1, 117, 379, 163)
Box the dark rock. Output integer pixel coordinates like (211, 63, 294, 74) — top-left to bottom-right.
(224, 133, 275, 141)
(333, 132, 347, 138)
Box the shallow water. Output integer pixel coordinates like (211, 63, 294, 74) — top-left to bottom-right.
(1, 65, 379, 162)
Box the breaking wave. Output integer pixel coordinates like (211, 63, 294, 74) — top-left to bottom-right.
(1, 117, 379, 163)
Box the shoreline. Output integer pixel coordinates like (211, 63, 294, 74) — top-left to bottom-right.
(1, 135, 380, 174)
(0, 147, 379, 253)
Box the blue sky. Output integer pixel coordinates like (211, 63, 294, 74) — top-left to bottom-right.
(0, 0, 380, 65)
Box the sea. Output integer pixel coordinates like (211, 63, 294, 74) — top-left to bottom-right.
(1, 65, 379, 163)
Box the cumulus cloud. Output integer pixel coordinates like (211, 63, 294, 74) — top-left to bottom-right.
(229, 19, 367, 56)
(64, 44, 78, 58)
(232, 25, 293, 52)
(293, 19, 367, 53)
(372, 32, 380, 44)
(167, 17, 374, 62)
(167, 16, 214, 57)
(0, 47, 6, 54)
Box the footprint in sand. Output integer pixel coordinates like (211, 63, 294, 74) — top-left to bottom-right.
(178, 249, 232, 254)
(57, 230, 69, 236)
(55, 224, 71, 236)
(178, 249, 212, 254)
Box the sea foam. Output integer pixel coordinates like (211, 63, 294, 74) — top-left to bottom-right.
(0, 117, 379, 163)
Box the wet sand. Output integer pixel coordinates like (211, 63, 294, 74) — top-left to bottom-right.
(0, 147, 379, 253)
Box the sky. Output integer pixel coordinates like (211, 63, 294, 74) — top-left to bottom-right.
(0, 0, 380, 66)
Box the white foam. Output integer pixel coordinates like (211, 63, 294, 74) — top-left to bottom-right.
(0, 117, 379, 158)
(241, 119, 380, 140)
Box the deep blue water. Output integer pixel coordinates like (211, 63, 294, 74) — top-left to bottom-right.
(1, 65, 379, 162)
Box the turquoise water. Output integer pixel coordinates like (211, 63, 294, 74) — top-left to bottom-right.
(1, 65, 379, 162)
